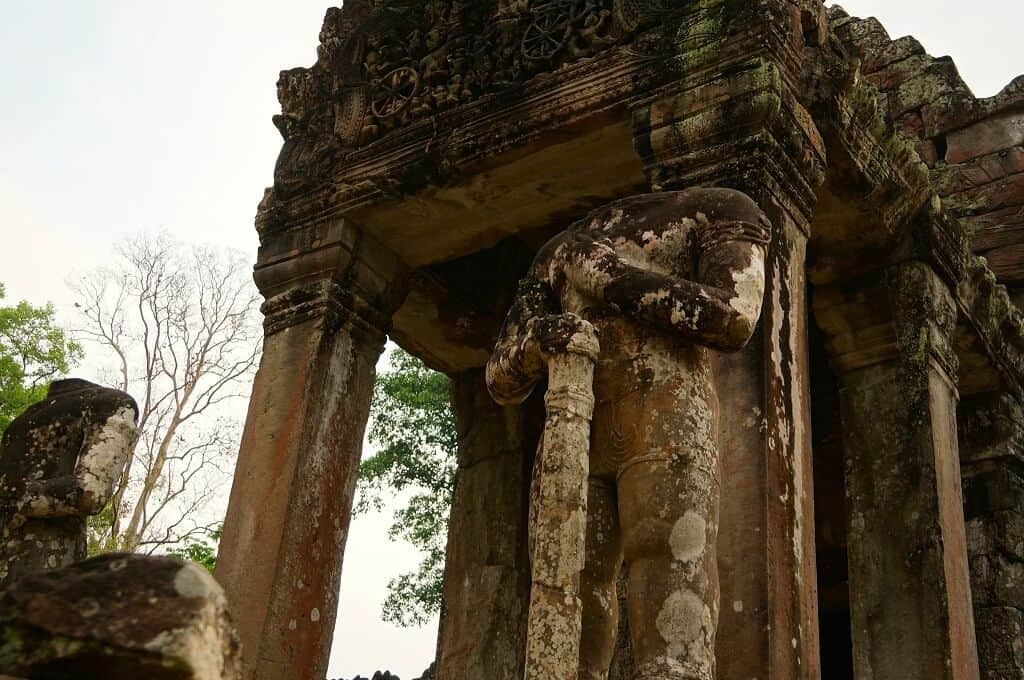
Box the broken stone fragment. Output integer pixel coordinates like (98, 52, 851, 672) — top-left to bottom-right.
(0, 553, 240, 680)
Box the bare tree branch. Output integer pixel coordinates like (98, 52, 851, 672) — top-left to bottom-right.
(70, 231, 260, 553)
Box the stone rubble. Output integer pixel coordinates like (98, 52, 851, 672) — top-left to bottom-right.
(0, 553, 241, 680)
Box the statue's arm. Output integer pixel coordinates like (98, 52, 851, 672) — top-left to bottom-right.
(562, 221, 770, 352)
(486, 278, 557, 405)
(18, 405, 138, 519)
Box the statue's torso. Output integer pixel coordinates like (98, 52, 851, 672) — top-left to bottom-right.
(0, 384, 137, 585)
(1, 403, 84, 516)
(538, 216, 720, 479)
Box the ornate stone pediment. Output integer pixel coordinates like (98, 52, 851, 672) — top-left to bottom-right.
(271, 0, 672, 197)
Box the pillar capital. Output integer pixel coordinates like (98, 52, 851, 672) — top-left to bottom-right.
(631, 60, 827, 229)
(253, 217, 409, 349)
(260, 280, 388, 350)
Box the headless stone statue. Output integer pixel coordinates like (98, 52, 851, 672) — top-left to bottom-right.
(487, 188, 771, 680)
(0, 379, 138, 588)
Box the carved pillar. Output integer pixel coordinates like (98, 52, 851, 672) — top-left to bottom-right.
(216, 220, 406, 680)
(959, 391, 1024, 679)
(435, 370, 543, 680)
(717, 202, 821, 680)
(631, 30, 826, 677)
(815, 262, 981, 680)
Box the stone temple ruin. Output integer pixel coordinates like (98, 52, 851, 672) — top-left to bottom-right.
(197, 0, 1023, 678)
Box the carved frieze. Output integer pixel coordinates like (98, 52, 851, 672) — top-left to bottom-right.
(272, 0, 672, 196)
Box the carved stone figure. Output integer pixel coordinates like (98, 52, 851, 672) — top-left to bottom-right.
(0, 379, 138, 588)
(487, 188, 771, 680)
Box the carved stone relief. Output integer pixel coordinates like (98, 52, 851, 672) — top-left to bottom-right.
(272, 0, 673, 196)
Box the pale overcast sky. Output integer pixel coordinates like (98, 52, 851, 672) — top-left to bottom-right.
(0, 2, 1021, 678)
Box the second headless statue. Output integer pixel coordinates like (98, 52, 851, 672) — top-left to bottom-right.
(0, 379, 138, 588)
(487, 188, 771, 680)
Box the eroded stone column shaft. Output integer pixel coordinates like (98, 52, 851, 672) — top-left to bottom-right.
(817, 261, 980, 680)
(217, 282, 388, 680)
(216, 220, 406, 680)
(435, 369, 541, 680)
(525, 328, 598, 680)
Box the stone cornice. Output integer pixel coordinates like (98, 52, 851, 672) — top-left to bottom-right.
(257, 0, 820, 240)
(957, 256, 1024, 402)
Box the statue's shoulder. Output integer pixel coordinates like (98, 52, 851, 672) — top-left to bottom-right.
(39, 381, 139, 426)
(529, 231, 573, 279)
(78, 387, 139, 423)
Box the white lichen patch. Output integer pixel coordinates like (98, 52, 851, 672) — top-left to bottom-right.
(139, 564, 240, 680)
(641, 289, 672, 309)
(174, 563, 226, 608)
(669, 511, 707, 564)
(656, 589, 712, 660)
(728, 249, 766, 327)
(670, 299, 701, 331)
(614, 239, 656, 272)
(77, 406, 138, 512)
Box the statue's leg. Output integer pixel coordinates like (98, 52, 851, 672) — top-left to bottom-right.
(578, 476, 623, 680)
(618, 452, 721, 680)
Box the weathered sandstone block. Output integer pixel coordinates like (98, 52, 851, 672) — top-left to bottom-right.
(0, 554, 240, 680)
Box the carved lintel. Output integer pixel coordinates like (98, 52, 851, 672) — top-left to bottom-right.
(265, 0, 687, 205)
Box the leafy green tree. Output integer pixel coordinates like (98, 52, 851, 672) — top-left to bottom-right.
(358, 349, 457, 627)
(167, 526, 223, 573)
(87, 502, 122, 556)
(0, 283, 83, 434)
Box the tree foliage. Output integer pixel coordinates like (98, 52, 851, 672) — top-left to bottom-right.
(167, 525, 222, 573)
(359, 349, 457, 627)
(0, 283, 83, 434)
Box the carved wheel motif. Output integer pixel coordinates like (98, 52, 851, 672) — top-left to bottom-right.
(521, 2, 575, 62)
(371, 66, 421, 119)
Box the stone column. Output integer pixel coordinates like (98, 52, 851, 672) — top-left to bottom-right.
(632, 52, 826, 676)
(713, 201, 821, 680)
(815, 261, 981, 680)
(959, 391, 1024, 679)
(216, 220, 406, 680)
(436, 371, 543, 680)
